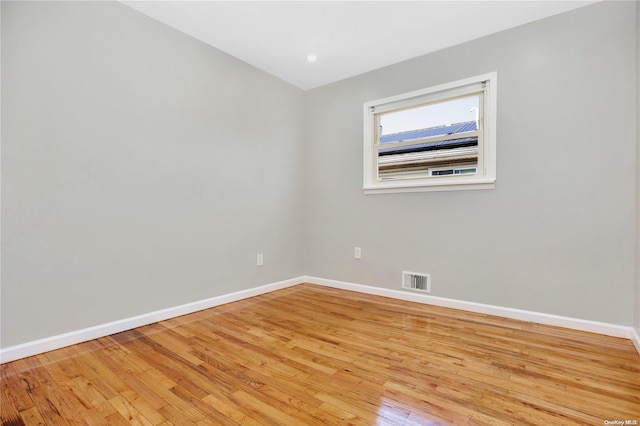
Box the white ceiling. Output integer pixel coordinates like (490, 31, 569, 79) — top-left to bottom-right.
(122, 1, 596, 90)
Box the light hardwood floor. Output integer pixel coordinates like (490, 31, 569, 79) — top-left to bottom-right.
(1, 284, 639, 425)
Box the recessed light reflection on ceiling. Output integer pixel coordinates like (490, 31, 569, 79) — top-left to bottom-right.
(306, 54, 317, 63)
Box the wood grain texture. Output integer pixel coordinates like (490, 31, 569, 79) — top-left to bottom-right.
(2, 284, 639, 425)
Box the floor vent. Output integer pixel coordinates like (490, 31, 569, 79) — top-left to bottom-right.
(402, 271, 431, 293)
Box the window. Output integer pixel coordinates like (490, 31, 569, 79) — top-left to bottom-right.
(430, 165, 478, 176)
(363, 72, 497, 193)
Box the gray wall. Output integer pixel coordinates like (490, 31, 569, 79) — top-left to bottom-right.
(1, 1, 305, 347)
(635, 0, 640, 336)
(303, 1, 637, 326)
(2, 1, 638, 349)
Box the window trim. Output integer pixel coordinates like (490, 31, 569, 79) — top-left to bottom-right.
(363, 72, 497, 194)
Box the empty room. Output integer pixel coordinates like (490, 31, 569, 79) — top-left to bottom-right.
(1, 0, 639, 424)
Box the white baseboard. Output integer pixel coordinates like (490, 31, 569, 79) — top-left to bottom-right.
(2, 275, 638, 363)
(0, 276, 305, 364)
(631, 328, 640, 355)
(303, 276, 637, 341)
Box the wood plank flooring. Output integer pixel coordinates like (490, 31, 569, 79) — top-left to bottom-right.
(1, 283, 639, 425)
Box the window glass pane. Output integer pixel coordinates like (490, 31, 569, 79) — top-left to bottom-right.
(432, 169, 454, 176)
(376, 95, 480, 181)
(454, 168, 477, 175)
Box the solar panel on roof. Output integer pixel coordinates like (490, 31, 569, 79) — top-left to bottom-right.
(378, 120, 478, 156)
(380, 120, 477, 144)
(379, 137, 478, 156)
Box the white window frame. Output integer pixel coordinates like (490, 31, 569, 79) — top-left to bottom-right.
(363, 72, 497, 194)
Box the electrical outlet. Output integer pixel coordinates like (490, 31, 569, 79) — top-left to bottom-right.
(354, 247, 361, 259)
(257, 254, 264, 266)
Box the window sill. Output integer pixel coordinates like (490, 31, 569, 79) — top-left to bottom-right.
(363, 178, 496, 194)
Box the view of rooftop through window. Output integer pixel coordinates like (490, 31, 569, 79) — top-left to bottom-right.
(379, 95, 480, 136)
(375, 93, 482, 180)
